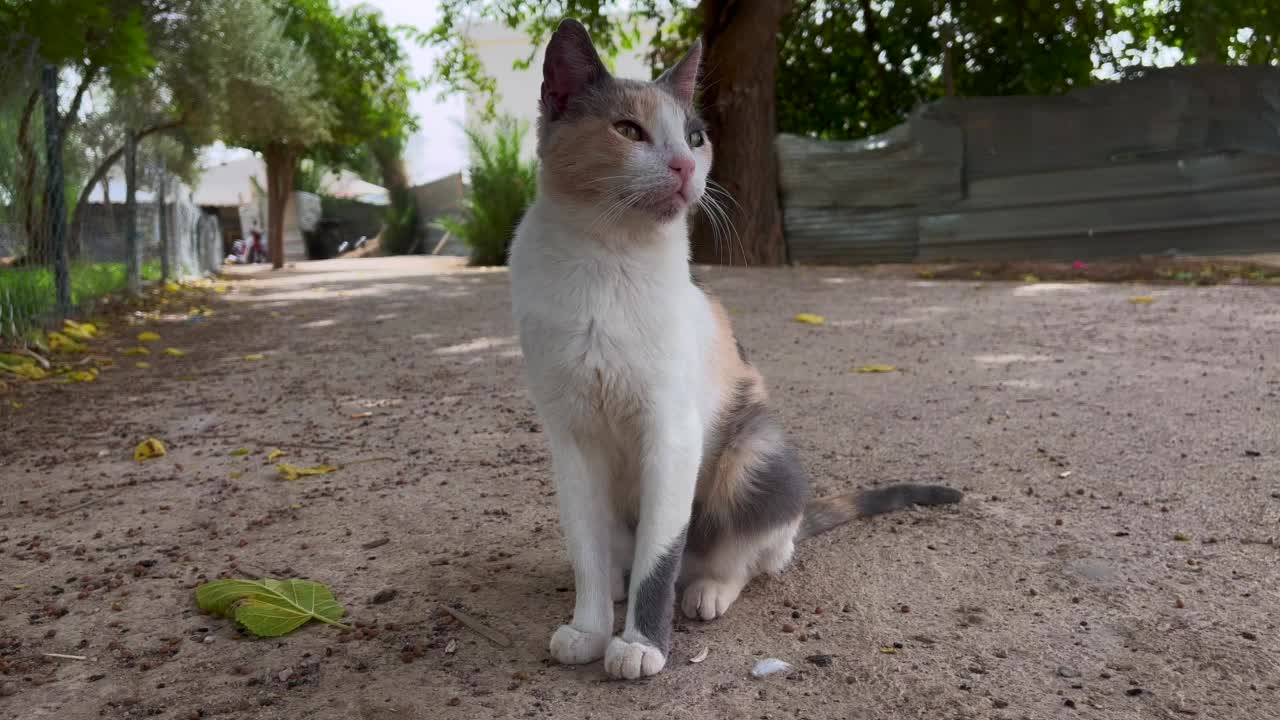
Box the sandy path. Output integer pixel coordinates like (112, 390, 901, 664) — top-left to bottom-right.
(2, 256, 1277, 719)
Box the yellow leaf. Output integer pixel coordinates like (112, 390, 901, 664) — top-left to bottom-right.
(1022, 274, 1040, 284)
(137, 331, 161, 342)
(134, 438, 167, 462)
(123, 346, 151, 356)
(164, 281, 181, 293)
(268, 448, 288, 461)
(62, 320, 98, 340)
(1129, 296, 1155, 304)
(0, 379, 8, 393)
(0, 359, 45, 380)
(855, 365, 898, 373)
(289, 503, 302, 510)
(230, 448, 251, 456)
(879, 646, 898, 655)
(93, 357, 115, 369)
(229, 471, 243, 480)
(213, 284, 230, 294)
(135, 361, 151, 369)
(164, 347, 186, 357)
(9, 400, 22, 410)
(276, 463, 338, 481)
(243, 354, 264, 361)
(63, 368, 98, 383)
(48, 331, 87, 353)
(917, 270, 935, 279)
(793, 313, 825, 325)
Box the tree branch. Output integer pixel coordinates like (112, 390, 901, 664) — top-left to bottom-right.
(69, 117, 188, 256)
(60, 62, 101, 139)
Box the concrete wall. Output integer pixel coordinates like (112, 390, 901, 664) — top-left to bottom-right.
(780, 65, 1280, 264)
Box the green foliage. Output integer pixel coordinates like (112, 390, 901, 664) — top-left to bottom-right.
(380, 185, 420, 256)
(438, 118, 537, 267)
(0, 261, 161, 340)
(420, 1, 1277, 143)
(196, 578, 349, 637)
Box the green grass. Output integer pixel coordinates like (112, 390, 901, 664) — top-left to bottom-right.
(0, 261, 161, 341)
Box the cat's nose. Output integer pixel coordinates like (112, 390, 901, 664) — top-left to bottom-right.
(669, 155, 694, 185)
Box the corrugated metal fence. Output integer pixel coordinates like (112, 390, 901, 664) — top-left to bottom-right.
(779, 65, 1280, 264)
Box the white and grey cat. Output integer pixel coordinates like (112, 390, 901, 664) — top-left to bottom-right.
(509, 19, 961, 680)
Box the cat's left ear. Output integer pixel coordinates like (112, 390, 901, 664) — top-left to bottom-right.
(657, 38, 702, 106)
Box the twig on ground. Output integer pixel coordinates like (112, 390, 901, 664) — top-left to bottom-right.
(51, 488, 125, 517)
(43, 653, 88, 661)
(439, 604, 512, 647)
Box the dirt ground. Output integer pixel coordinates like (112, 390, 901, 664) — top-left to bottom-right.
(2, 256, 1278, 720)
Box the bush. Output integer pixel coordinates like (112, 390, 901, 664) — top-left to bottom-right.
(439, 117, 537, 266)
(0, 261, 161, 341)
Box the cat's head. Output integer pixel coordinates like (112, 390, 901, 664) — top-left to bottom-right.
(536, 19, 709, 225)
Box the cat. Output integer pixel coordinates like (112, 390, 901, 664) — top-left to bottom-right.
(508, 18, 962, 680)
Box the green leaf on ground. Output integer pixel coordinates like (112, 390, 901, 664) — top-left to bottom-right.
(195, 578, 349, 637)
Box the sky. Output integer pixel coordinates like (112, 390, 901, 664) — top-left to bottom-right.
(204, 0, 469, 185)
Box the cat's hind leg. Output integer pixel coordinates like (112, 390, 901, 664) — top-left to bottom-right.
(681, 519, 799, 621)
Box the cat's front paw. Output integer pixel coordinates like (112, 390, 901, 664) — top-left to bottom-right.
(549, 624, 609, 665)
(681, 578, 742, 621)
(604, 636, 666, 680)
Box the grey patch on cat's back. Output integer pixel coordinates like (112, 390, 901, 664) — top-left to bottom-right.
(633, 527, 687, 651)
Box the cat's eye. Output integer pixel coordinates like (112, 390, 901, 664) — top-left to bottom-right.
(614, 120, 646, 142)
(688, 129, 707, 148)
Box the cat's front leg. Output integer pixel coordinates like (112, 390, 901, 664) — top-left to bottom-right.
(605, 407, 701, 680)
(546, 429, 615, 665)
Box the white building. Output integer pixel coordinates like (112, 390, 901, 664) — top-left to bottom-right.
(465, 20, 656, 161)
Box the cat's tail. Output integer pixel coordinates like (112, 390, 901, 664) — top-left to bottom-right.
(797, 484, 963, 541)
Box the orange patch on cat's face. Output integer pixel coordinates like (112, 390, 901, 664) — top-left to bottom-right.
(541, 84, 697, 210)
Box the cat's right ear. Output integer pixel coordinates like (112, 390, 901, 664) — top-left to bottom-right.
(541, 19, 609, 121)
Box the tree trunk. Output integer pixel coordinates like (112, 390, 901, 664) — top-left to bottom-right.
(264, 143, 298, 270)
(40, 65, 71, 317)
(693, 0, 790, 266)
(17, 88, 44, 263)
(372, 139, 417, 255)
(125, 131, 140, 297)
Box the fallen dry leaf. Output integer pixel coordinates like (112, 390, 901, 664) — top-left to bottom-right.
(243, 354, 265, 361)
(878, 646, 898, 655)
(350, 411, 373, 419)
(48, 331, 87, 354)
(135, 361, 151, 369)
(1129, 296, 1155, 304)
(134, 438, 167, 462)
(1022, 274, 1040, 283)
(164, 281, 181, 293)
(689, 646, 710, 664)
(62, 320, 98, 341)
(164, 348, 187, 357)
(276, 463, 338, 481)
(137, 331, 161, 342)
(268, 448, 287, 461)
(793, 313, 825, 325)
(123, 346, 150, 356)
(230, 448, 251, 457)
(855, 365, 898, 373)
(62, 368, 98, 383)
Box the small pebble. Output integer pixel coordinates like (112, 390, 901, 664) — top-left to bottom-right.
(805, 654, 833, 667)
(1064, 699, 1076, 708)
(202, 635, 215, 644)
(1126, 688, 1145, 696)
(751, 658, 793, 678)
(1241, 631, 1257, 641)
(1057, 665, 1081, 678)
(781, 623, 796, 633)
(446, 697, 461, 706)
(992, 699, 1009, 709)
(277, 668, 292, 683)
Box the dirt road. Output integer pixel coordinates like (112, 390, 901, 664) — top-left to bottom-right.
(2, 256, 1277, 719)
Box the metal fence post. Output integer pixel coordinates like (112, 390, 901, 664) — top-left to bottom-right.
(158, 162, 170, 281)
(125, 130, 140, 297)
(40, 63, 71, 318)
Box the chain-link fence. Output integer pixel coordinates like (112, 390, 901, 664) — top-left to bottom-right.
(2, 40, 222, 343)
